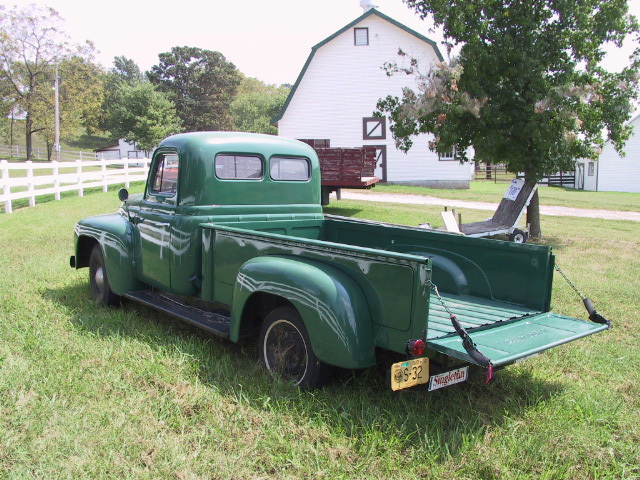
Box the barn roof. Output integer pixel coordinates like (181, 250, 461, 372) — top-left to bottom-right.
(271, 8, 444, 126)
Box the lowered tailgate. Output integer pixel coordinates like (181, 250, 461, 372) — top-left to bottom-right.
(427, 293, 608, 367)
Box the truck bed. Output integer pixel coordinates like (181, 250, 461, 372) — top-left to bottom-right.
(427, 292, 538, 340)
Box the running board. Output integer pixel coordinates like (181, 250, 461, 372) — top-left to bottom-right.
(124, 290, 231, 338)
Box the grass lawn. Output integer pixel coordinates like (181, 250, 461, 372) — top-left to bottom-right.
(364, 182, 640, 212)
(1, 192, 639, 479)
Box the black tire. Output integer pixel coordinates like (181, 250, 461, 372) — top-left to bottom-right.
(89, 244, 120, 306)
(509, 229, 528, 243)
(258, 306, 328, 389)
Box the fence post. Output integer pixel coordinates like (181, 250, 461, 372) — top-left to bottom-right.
(26, 160, 35, 207)
(53, 160, 61, 201)
(1, 159, 12, 214)
(124, 158, 130, 188)
(76, 159, 84, 197)
(101, 156, 108, 192)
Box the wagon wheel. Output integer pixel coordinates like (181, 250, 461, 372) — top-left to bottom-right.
(509, 229, 528, 243)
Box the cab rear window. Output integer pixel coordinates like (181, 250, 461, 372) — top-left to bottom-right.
(270, 156, 310, 181)
(215, 154, 263, 180)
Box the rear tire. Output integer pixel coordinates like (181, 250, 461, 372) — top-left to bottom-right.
(89, 245, 120, 306)
(258, 306, 328, 389)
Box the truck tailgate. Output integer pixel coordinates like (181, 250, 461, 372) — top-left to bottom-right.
(427, 293, 608, 366)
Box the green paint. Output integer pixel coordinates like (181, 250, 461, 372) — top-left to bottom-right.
(72, 132, 608, 375)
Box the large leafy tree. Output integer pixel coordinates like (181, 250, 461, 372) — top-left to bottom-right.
(377, 0, 639, 237)
(148, 46, 241, 132)
(231, 76, 289, 134)
(105, 81, 182, 152)
(0, 4, 96, 160)
(31, 56, 105, 159)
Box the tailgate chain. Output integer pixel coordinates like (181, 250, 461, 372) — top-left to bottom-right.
(554, 263, 611, 328)
(429, 282, 494, 383)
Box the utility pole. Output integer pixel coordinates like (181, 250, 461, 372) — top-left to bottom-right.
(54, 64, 60, 162)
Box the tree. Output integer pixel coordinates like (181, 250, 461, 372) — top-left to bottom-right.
(0, 4, 95, 160)
(105, 81, 182, 151)
(110, 56, 143, 85)
(148, 46, 241, 132)
(231, 77, 289, 134)
(31, 56, 105, 159)
(99, 56, 143, 133)
(377, 0, 639, 237)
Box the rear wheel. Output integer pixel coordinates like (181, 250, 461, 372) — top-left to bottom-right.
(89, 245, 120, 306)
(258, 306, 328, 389)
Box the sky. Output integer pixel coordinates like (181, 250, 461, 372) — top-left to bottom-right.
(5, 0, 640, 86)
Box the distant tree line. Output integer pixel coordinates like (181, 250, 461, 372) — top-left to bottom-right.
(0, 4, 289, 160)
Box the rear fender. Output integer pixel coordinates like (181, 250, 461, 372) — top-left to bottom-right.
(73, 212, 141, 294)
(231, 256, 375, 369)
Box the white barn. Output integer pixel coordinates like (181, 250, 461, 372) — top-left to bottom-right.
(575, 114, 640, 192)
(95, 138, 147, 160)
(273, 8, 473, 188)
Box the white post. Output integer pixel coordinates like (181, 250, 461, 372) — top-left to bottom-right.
(1, 159, 12, 214)
(26, 160, 35, 207)
(53, 160, 60, 201)
(76, 159, 84, 197)
(101, 156, 108, 192)
(80, 151, 83, 161)
(124, 158, 130, 188)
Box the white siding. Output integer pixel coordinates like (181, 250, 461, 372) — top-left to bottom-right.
(278, 13, 471, 185)
(596, 117, 640, 193)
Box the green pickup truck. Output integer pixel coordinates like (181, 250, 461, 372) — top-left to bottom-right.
(70, 132, 609, 391)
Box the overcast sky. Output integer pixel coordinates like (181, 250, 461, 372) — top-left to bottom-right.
(6, 0, 640, 85)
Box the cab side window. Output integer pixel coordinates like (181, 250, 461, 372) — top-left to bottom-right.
(150, 153, 179, 195)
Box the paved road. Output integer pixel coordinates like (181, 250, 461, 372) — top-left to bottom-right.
(337, 191, 640, 222)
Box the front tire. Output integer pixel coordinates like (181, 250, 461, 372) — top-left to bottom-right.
(258, 306, 328, 389)
(89, 244, 120, 306)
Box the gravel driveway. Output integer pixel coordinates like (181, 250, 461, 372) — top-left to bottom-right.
(337, 191, 640, 222)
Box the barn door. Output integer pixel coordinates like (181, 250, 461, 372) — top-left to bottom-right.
(370, 145, 387, 182)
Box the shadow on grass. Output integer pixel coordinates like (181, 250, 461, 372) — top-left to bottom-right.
(45, 281, 564, 459)
(322, 207, 363, 217)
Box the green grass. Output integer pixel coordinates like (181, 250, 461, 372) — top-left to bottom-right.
(1, 193, 639, 479)
(365, 182, 640, 212)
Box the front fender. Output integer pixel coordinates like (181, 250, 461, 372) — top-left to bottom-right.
(231, 256, 375, 369)
(73, 212, 140, 294)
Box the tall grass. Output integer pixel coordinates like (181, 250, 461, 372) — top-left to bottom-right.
(0, 191, 638, 479)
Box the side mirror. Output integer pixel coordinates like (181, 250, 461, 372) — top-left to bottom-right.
(118, 188, 129, 202)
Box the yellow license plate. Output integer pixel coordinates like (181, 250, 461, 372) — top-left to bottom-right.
(390, 357, 429, 391)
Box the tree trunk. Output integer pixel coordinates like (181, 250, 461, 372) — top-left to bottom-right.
(527, 187, 542, 238)
(25, 114, 33, 161)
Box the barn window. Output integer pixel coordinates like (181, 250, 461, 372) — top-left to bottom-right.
(354, 28, 369, 46)
(438, 148, 457, 161)
(588, 162, 595, 176)
(363, 117, 386, 140)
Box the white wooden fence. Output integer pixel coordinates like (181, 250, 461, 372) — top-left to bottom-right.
(0, 158, 150, 214)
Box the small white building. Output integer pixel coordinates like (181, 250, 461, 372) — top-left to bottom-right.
(575, 114, 640, 192)
(273, 7, 473, 188)
(95, 139, 147, 160)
